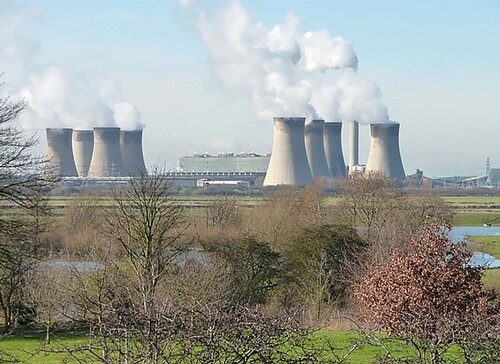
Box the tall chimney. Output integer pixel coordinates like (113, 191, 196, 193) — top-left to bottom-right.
(323, 122, 346, 178)
(45, 128, 78, 177)
(120, 129, 147, 176)
(365, 123, 406, 181)
(87, 127, 125, 177)
(349, 120, 359, 173)
(304, 119, 331, 179)
(263, 117, 313, 186)
(72, 130, 94, 177)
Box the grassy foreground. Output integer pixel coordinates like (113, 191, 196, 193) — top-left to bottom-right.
(0, 329, 479, 363)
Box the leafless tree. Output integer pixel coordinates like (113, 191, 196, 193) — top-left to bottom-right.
(0, 192, 52, 332)
(26, 266, 68, 344)
(0, 80, 55, 208)
(336, 171, 404, 243)
(99, 169, 187, 363)
(205, 194, 241, 230)
(178, 305, 322, 363)
(0, 79, 56, 332)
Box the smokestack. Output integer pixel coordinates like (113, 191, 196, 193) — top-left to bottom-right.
(45, 128, 78, 177)
(323, 122, 346, 178)
(263, 117, 313, 186)
(87, 127, 125, 177)
(304, 119, 331, 179)
(72, 130, 94, 177)
(365, 123, 406, 181)
(349, 121, 359, 173)
(120, 129, 147, 177)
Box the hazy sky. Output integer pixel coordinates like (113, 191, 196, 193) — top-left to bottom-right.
(1, 0, 499, 177)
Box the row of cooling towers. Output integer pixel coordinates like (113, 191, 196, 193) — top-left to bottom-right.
(45, 127, 146, 177)
(263, 117, 405, 186)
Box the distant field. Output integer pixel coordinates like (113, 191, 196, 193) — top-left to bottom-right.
(6, 194, 500, 224)
(443, 196, 500, 213)
(454, 213, 500, 226)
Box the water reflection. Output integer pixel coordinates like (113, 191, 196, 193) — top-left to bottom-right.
(450, 226, 500, 269)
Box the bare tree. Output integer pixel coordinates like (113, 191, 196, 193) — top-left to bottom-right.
(205, 194, 241, 230)
(178, 305, 321, 363)
(0, 81, 54, 207)
(26, 266, 68, 344)
(0, 192, 52, 332)
(336, 171, 404, 243)
(100, 169, 187, 363)
(0, 79, 56, 332)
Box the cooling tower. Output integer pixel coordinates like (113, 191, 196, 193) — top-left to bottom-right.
(72, 130, 94, 177)
(45, 128, 78, 177)
(304, 119, 331, 179)
(349, 121, 359, 173)
(323, 122, 346, 178)
(120, 129, 147, 177)
(263, 117, 313, 186)
(87, 127, 125, 177)
(365, 123, 406, 181)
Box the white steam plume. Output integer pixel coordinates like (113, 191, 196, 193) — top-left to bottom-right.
(311, 69, 390, 124)
(188, 0, 391, 124)
(0, 0, 143, 131)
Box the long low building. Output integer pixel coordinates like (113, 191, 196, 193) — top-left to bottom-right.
(178, 152, 270, 173)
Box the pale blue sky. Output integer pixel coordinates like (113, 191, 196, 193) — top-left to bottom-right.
(2, 0, 500, 176)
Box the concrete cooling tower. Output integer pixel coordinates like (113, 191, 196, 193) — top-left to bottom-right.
(45, 128, 78, 177)
(365, 123, 406, 181)
(323, 122, 346, 178)
(87, 127, 125, 177)
(120, 130, 147, 176)
(263, 117, 313, 186)
(72, 130, 94, 177)
(304, 119, 331, 179)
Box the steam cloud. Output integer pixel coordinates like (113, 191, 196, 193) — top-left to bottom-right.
(0, 0, 144, 130)
(186, 0, 391, 124)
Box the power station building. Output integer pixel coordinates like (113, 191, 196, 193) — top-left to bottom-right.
(178, 153, 270, 173)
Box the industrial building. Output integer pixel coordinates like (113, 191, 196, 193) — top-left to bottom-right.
(178, 152, 270, 173)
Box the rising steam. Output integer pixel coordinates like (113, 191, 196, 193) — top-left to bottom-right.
(0, 0, 143, 130)
(186, 0, 390, 124)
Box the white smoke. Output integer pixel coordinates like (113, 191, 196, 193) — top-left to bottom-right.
(113, 102, 144, 131)
(188, 0, 390, 124)
(0, 0, 40, 63)
(0, 0, 143, 131)
(312, 69, 390, 124)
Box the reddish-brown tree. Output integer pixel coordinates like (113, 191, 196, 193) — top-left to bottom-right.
(355, 224, 498, 362)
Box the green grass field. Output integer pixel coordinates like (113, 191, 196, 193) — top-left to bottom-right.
(0, 332, 88, 363)
(0, 329, 471, 363)
(453, 212, 500, 226)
